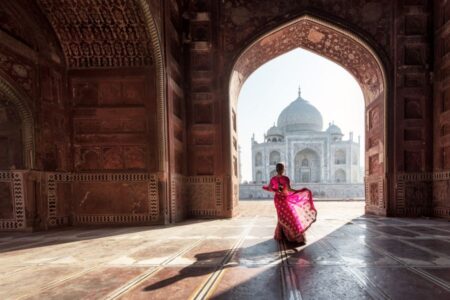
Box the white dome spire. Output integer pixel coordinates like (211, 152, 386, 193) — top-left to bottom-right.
(277, 86, 323, 132)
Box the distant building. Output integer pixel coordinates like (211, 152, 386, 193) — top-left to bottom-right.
(240, 86, 364, 199)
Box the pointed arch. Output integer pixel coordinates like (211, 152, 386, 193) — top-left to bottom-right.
(136, 0, 167, 172)
(0, 73, 34, 169)
(228, 14, 389, 215)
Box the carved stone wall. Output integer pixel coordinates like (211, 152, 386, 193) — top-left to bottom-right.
(389, 1, 433, 217)
(185, 176, 224, 217)
(165, 0, 188, 222)
(0, 101, 23, 169)
(227, 15, 387, 216)
(37, 0, 154, 68)
(0, 171, 26, 230)
(181, 0, 442, 218)
(36, 66, 71, 172)
(0, 1, 64, 64)
(69, 69, 158, 172)
(186, 1, 227, 216)
(433, 1, 450, 219)
(1, 0, 447, 229)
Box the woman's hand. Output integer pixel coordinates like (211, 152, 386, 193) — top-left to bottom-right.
(262, 185, 270, 191)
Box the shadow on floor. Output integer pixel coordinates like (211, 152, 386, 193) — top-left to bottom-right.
(138, 215, 450, 300)
(0, 218, 221, 254)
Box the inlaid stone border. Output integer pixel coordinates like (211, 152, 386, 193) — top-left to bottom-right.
(431, 171, 450, 218)
(365, 175, 385, 215)
(0, 171, 26, 230)
(46, 172, 160, 226)
(185, 176, 224, 217)
(395, 172, 450, 217)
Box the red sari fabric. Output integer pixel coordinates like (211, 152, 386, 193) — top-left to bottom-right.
(264, 175, 317, 242)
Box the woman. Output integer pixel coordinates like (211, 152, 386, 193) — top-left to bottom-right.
(263, 163, 317, 243)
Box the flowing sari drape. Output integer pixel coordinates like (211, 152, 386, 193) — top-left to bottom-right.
(264, 175, 317, 243)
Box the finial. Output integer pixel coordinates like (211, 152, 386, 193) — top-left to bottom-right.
(298, 84, 301, 97)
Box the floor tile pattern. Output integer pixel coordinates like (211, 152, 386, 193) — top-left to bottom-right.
(1, 201, 449, 300)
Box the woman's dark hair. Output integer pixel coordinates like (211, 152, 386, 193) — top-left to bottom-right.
(276, 163, 284, 173)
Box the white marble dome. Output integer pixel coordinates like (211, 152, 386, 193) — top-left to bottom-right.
(277, 95, 323, 132)
(267, 125, 283, 136)
(326, 123, 343, 135)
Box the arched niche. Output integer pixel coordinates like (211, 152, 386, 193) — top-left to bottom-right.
(0, 75, 34, 169)
(255, 152, 262, 167)
(269, 151, 281, 165)
(335, 169, 347, 183)
(228, 15, 388, 215)
(335, 149, 346, 165)
(294, 148, 321, 183)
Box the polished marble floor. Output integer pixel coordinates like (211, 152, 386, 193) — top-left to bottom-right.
(1, 201, 450, 300)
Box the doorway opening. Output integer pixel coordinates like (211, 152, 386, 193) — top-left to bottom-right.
(228, 15, 388, 216)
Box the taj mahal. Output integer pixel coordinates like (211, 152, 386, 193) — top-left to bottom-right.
(239, 87, 364, 199)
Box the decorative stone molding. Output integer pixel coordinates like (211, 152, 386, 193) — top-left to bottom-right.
(136, 0, 167, 173)
(0, 171, 26, 230)
(229, 15, 386, 107)
(395, 172, 450, 218)
(185, 176, 224, 217)
(38, 0, 154, 68)
(170, 174, 184, 222)
(47, 173, 71, 226)
(431, 171, 450, 219)
(46, 172, 160, 226)
(365, 175, 385, 214)
(229, 14, 388, 218)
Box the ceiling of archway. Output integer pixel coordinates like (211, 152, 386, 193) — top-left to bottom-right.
(37, 0, 154, 68)
(233, 18, 384, 104)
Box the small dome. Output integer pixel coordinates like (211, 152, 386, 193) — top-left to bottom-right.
(277, 96, 323, 132)
(267, 125, 283, 137)
(326, 123, 343, 135)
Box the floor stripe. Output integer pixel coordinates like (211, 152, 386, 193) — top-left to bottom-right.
(192, 217, 258, 299)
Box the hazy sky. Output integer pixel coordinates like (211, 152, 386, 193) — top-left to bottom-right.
(237, 48, 365, 182)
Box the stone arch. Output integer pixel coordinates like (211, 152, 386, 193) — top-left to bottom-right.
(335, 169, 346, 183)
(229, 14, 388, 215)
(136, 0, 167, 172)
(255, 171, 262, 182)
(255, 152, 262, 166)
(302, 158, 309, 167)
(335, 149, 346, 164)
(269, 151, 281, 165)
(0, 74, 34, 169)
(294, 148, 320, 183)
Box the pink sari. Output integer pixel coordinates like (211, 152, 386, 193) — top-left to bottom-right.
(263, 175, 317, 243)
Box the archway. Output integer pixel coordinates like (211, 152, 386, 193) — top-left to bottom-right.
(229, 15, 388, 215)
(335, 169, 347, 183)
(269, 151, 281, 165)
(294, 149, 321, 183)
(0, 74, 34, 169)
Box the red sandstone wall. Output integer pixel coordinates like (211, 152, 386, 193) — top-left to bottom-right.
(185, 0, 436, 218)
(433, 1, 450, 219)
(391, 1, 434, 217)
(0, 1, 69, 230)
(0, 0, 446, 230)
